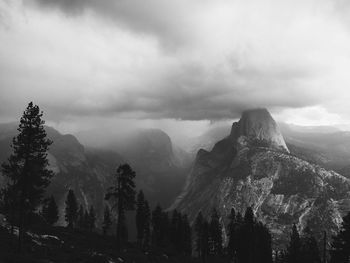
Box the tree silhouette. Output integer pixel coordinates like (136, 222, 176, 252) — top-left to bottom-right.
(65, 189, 78, 229)
(42, 195, 59, 225)
(1, 102, 53, 251)
(88, 205, 96, 232)
(151, 204, 163, 246)
(209, 208, 222, 255)
(143, 200, 151, 249)
(194, 211, 204, 258)
(227, 208, 238, 261)
(77, 205, 85, 229)
(102, 205, 112, 235)
(236, 207, 272, 263)
(182, 214, 192, 255)
(201, 220, 210, 262)
(330, 211, 350, 263)
(105, 164, 136, 246)
(83, 209, 90, 230)
(136, 190, 146, 245)
(287, 224, 302, 263)
(300, 225, 321, 263)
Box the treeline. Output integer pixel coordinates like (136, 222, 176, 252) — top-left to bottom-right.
(134, 190, 191, 255)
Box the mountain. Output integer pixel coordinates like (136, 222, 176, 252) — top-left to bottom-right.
(0, 123, 124, 225)
(171, 109, 350, 247)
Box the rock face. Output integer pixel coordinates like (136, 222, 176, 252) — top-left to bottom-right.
(231, 109, 289, 152)
(171, 109, 350, 247)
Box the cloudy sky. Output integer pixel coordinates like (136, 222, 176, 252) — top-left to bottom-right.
(1, 0, 350, 139)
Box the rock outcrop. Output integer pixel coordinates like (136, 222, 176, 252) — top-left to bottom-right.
(171, 109, 350, 247)
(230, 108, 289, 152)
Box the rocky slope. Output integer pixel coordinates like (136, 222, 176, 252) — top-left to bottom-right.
(171, 109, 350, 247)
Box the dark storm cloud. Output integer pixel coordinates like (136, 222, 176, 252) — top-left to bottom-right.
(29, 0, 195, 48)
(1, 0, 350, 127)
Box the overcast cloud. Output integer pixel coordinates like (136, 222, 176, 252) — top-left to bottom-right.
(1, 0, 350, 137)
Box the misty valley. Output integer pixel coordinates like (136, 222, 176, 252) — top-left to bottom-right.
(0, 103, 350, 263)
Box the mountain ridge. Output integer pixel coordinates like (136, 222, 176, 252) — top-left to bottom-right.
(171, 109, 350, 248)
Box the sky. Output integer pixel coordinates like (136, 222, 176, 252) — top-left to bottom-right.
(1, 0, 350, 141)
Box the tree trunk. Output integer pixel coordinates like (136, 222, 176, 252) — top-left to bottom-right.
(323, 231, 327, 263)
(18, 197, 25, 253)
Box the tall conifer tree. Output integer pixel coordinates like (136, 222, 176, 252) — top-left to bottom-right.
(194, 211, 204, 258)
(102, 205, 112, 235)
(287, 224, 302, 263)
(1, 102, 53, 251)
(330, 211, 350, 263)
(105, 164, 136, 246)
(209, 208, 223, 255)
(143, 200, 151, 249)
(65, 189, 78, 229)
(136, 190, 146, 244)
(42, 195, 59, 225)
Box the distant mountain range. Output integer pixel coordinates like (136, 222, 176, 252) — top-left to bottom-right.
(171, 109, 350, 248)
(2, 110, 350, 247)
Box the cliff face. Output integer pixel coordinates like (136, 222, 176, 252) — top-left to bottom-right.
(230, 108, 289, 152)
(171, 109, 350, 247)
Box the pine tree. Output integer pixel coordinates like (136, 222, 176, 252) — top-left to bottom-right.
(77, 205, 85, 229)
(227, 208, 238, 261)
(105, 163, 136, 246)
(1, 102, 53, 251)
(244, 206, 255, 224)
(300, 225, 321, 263)
(88, 205, 96, 232)
(65, 189, 78, 229)
(83, 209, 90, 230)
(42, 195, 59, 225)
(255, 222, 273, 263)
(136, 190, 146, 244)
(143, 200, 151, 249)
(201, 220, 210, 262)
(209, 208, 223, 255)
(170, 209, 180, 248)
(160, 211, 170, 245)
(152, 204, 163, 246)
(236, 207, 272, 263)
(330, 211, 350, 263)
(182, 214, 192, 255)
(194, 211, 204, 258)
(287, 224, 302, 263)
(102, 205, 112, 235)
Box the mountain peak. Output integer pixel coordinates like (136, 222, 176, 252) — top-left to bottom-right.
(231, 108, 289, 152)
